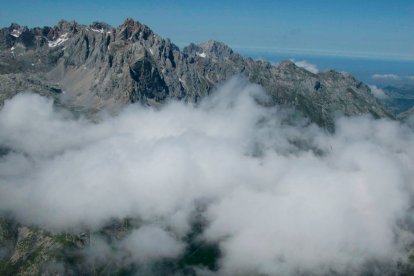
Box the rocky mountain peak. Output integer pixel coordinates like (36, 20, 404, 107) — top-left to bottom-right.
(277, 60, 298, 70)
(117, 18, 153, 41)
(8, 23, 21, 32)
(274, 60, 310, 77)
(90, 21, 113, 32)
(319, 69, 359, 84)
(198, 40, 234, 58)
(182, 40, 235, 59)
(56, 20, 80, 33)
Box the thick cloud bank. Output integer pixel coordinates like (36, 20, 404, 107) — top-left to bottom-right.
(1, 77, 414, 274)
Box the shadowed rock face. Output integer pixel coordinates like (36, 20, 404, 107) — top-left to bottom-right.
(0, 18, 392, 129)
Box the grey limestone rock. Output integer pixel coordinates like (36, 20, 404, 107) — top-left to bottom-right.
(0, 18, 393, 131)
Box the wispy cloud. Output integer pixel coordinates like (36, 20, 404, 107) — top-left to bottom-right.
(371, 74, 401, 81)
(291, 59, 319, 74)
(369, 85, 388, 99)
(234, 46, 414, 61)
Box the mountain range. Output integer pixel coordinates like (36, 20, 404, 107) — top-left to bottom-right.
(0, 18, 395, 131)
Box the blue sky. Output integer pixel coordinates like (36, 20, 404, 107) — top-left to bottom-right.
(1, 0, 413, 60)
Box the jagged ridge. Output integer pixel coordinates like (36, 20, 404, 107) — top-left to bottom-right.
(0, 18, 393, 130)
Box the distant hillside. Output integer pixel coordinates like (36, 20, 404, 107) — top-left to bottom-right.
(381, 85, 414, 115)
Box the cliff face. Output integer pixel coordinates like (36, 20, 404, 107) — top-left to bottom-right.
(0, 18, 392, 130)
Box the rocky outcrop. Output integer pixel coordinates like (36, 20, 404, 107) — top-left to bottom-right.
(398, 105, 414, 120)
(0, 18, 393, 130)
(0, 217, 89, 275)
(0, 74, 63, 108)
(0, 217, 221, 275)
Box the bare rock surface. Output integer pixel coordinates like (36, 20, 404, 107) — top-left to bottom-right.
(0, 18, 393, 130)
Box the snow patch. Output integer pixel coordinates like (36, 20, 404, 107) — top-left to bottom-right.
(10, 29, 21, 38)
(48, 33, 69, 48)
(10, 46, 15, 51)
(196, 52, 207, 58)
(149, 48, 154, 55)
(91, 28, 104, 34)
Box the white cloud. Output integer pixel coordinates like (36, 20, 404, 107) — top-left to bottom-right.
(372, 74, 401, 81)
(83, 225, 184, 266)
(369, 85, 388, 99)
(120, 226, 184, 262)
(0, 78, 414, 274)
(292, 59, 319, 74)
